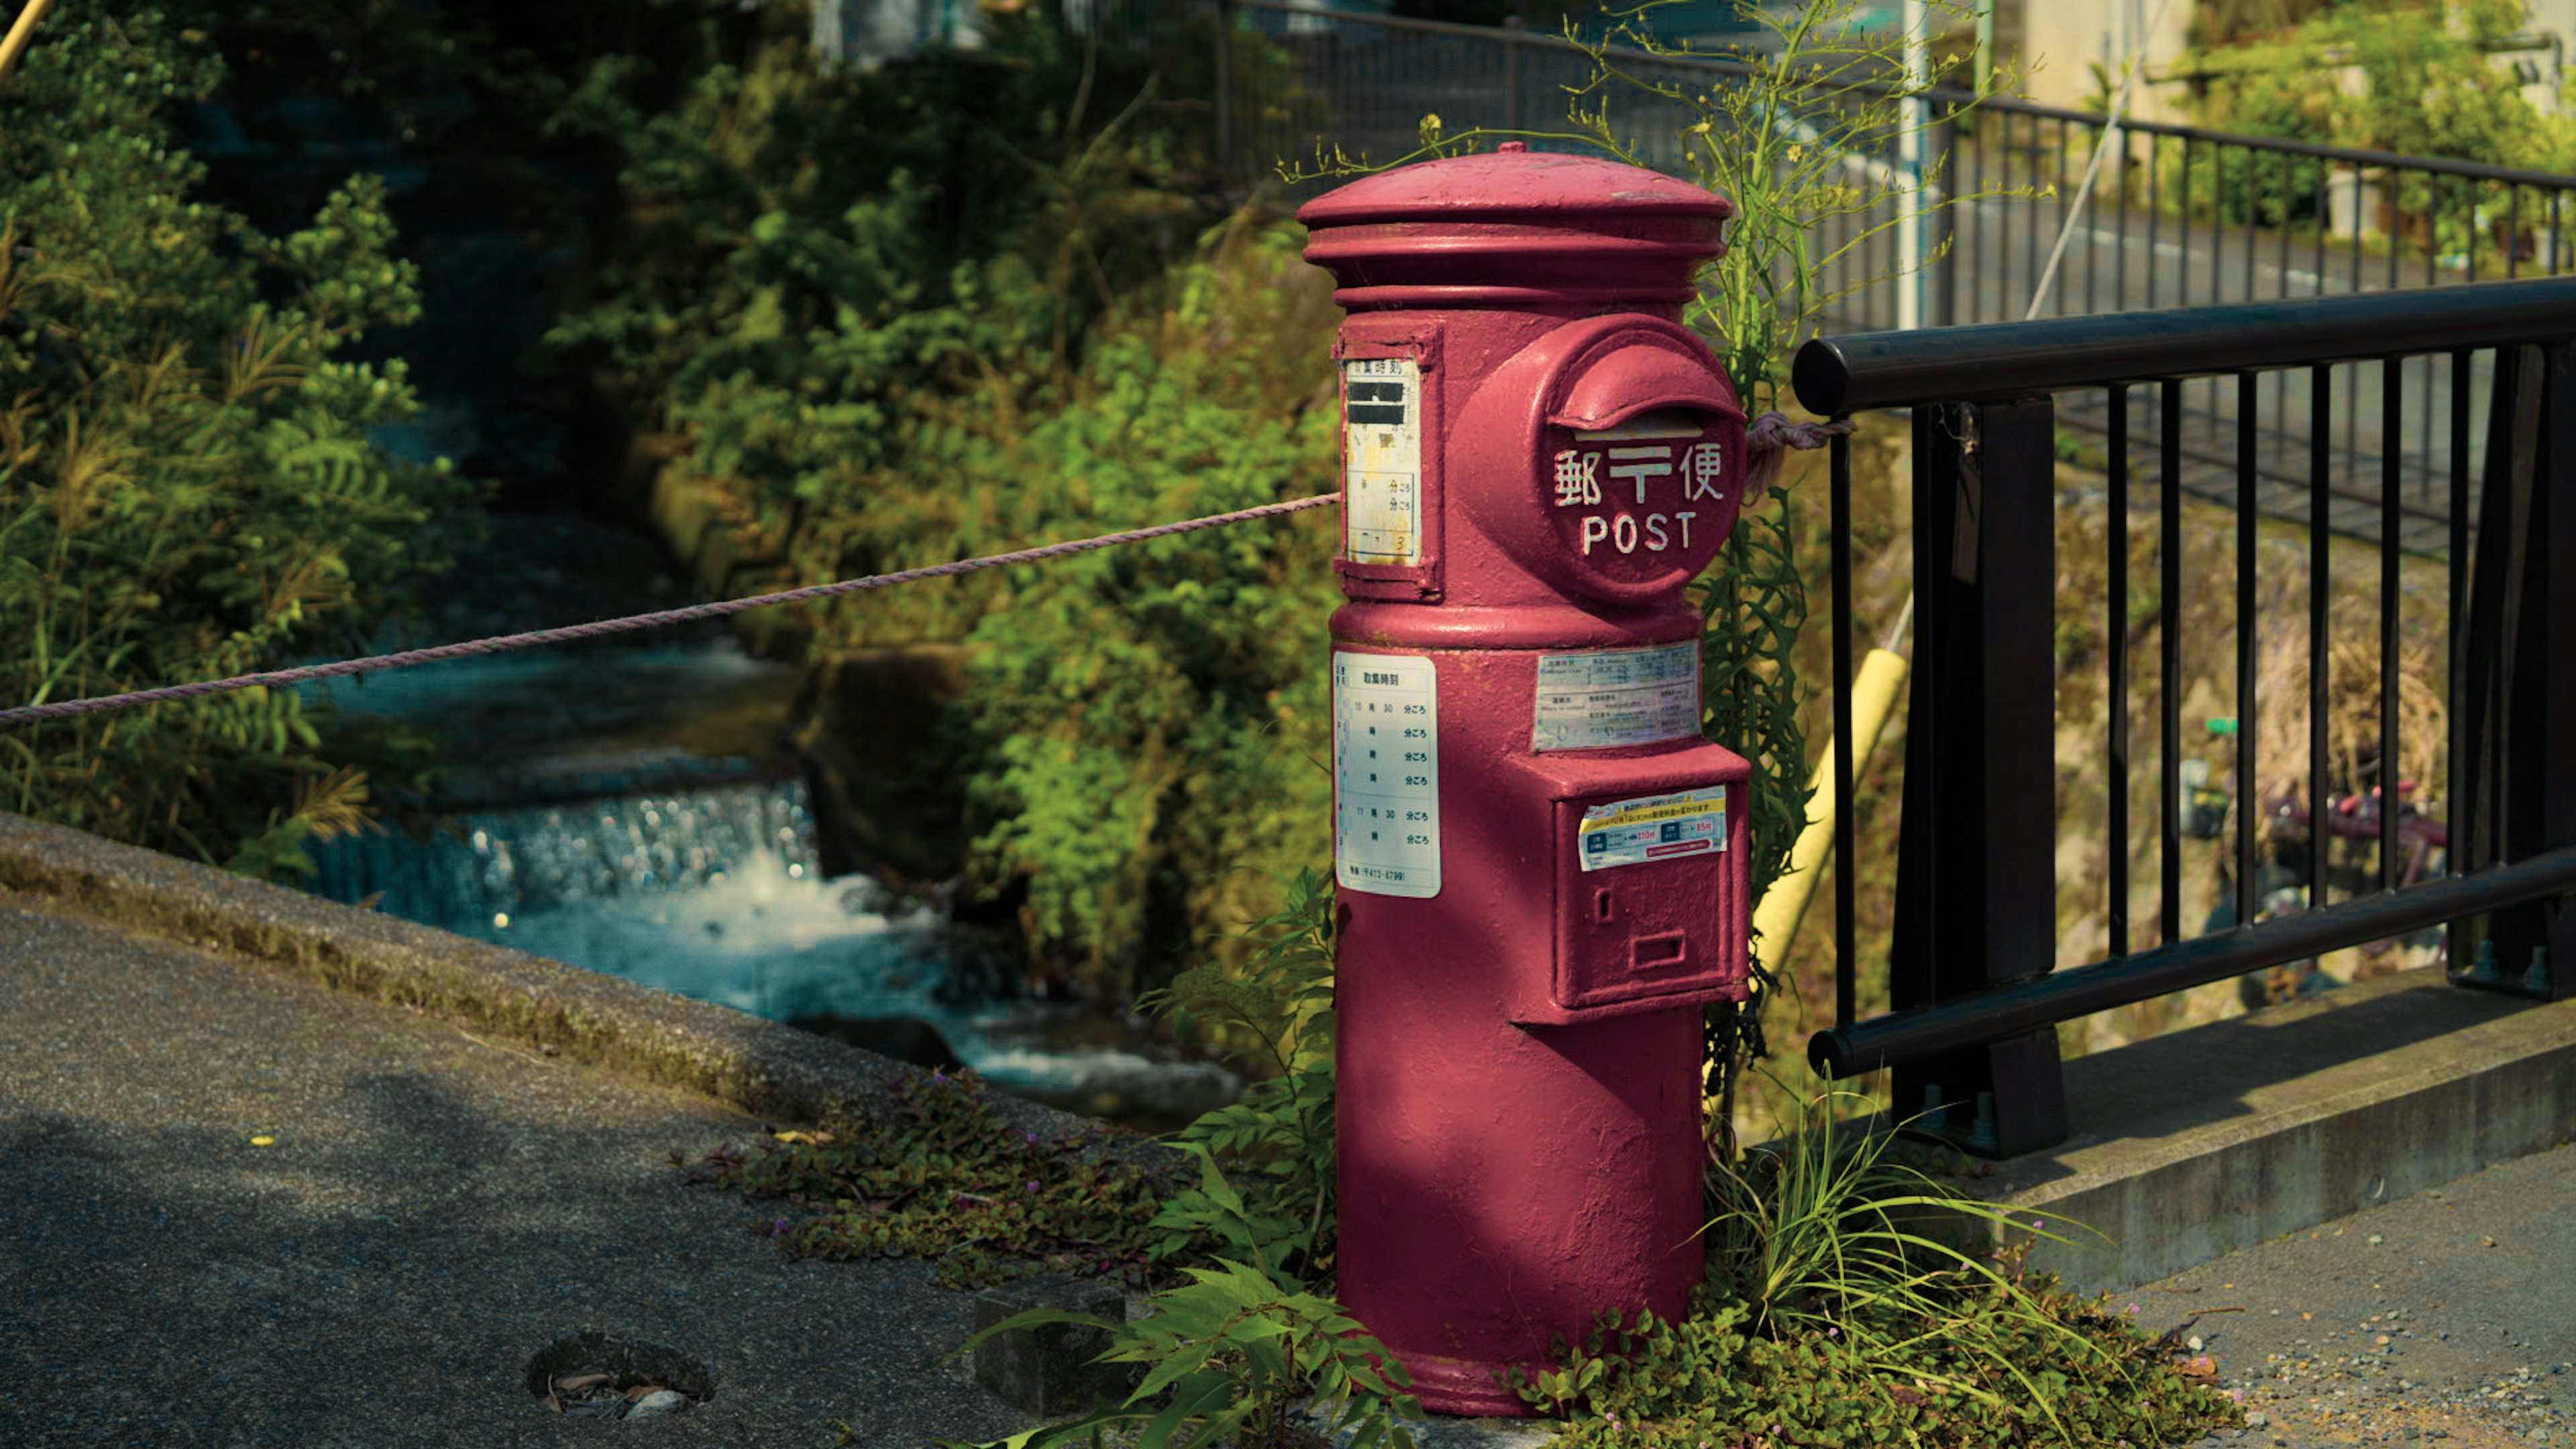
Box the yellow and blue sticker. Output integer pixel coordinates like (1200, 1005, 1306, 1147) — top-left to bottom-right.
(1577, 787, 1725, 871)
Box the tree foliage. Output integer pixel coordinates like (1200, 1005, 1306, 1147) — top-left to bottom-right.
(0, 6, 480, 878)
(548, 7, 1333, 996)
(2175, 0, 2573, 242)
(541, 2, 1224, 498)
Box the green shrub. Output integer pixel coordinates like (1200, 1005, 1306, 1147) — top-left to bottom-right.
(542, 3, 1224, 539)
(1508, 1091, 2245, 1448)
(941, 226, 1341, 997)
(2174, 0, 2562, 252)
(543, 5, 1344, 994)
(0, 5, 480, 877)
(1136, 865, 1340, 1275)
(943, 1144, 1427, 1449)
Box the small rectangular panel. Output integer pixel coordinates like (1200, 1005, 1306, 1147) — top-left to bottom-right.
(1575, 786, 1726, 871)
(1334, 651, 1439, 898)
(1554, 782, 1741, 1015)
(1514, 741, 1752, 1025)
(1533, 642, 1703, 752)
(1342, 356, 1422, 566)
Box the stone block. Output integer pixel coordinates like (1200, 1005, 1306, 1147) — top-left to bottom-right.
(971, 1274, 1132, 1418)
(787, 645, 977, 883)
(647, 472, 727, 570)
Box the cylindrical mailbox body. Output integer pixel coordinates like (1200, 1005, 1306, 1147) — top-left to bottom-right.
(1303, 146, 1755, 1417)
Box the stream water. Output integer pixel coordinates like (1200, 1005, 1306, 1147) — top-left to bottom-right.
(292, 503, 1240, 1132)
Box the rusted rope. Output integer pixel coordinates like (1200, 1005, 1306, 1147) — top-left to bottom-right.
(1743, 411, 1858, 508)
(3, 412, 1845, 730)
(0, 493, 1342, 727)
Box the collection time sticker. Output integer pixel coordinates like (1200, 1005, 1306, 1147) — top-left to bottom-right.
(1334, 651, 1438, 898)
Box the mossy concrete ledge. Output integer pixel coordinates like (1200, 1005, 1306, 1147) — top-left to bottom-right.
(1911, 963, 2576, 1292)
(0, 811, 1183, 1178)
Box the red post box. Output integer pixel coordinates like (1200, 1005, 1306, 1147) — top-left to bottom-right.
(1301, 144, 1753, 1417)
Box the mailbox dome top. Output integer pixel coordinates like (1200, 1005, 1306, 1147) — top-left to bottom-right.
(1299, 145, 1732, 228)
(1299, 146, 1733, 310)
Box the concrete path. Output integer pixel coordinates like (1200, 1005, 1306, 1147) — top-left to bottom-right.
(2144, 1140, 2576, 1449)
(0, 894, 1047, 1448)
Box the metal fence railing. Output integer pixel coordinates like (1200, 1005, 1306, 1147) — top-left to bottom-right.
(1790, 277, 2576, 1156)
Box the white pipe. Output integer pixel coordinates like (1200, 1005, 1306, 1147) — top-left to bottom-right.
(1896, 0, 1928, 331)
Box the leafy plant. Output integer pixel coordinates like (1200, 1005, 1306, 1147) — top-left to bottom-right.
(1505, 1090, 2244, 1447)
(2174, 0, 2563, 256)
(941, 1142, 1426, 1449)
(540, 3, 1222, 538)
(1699, 1089, 2088, 1349)
(922, 870, 1387, 1449)
(0, 4, 480, 879)
(926, 222, 1342, 1000)
(1134, 865, 1340, 1281)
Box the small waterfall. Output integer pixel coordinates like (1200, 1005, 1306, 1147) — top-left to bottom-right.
(307, 775, 1241, 1127)
(310, 778, 959, 1022)
(315, 777, 822, 927)
(292, 504, 1240, 1127)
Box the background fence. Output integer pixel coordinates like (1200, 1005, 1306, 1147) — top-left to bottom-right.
(1198, 0, 2576, 550)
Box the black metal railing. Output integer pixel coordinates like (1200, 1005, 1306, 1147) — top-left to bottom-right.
(1790, 277, 2576, 1157)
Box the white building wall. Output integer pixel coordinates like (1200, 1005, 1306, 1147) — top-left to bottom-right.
(810, 0, 989, 70)
(2514, 0, 2575, 117)
(2010, 0, 2196, 125)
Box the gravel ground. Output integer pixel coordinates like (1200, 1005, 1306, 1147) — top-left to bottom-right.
(2146, 1140, 2576, 1449)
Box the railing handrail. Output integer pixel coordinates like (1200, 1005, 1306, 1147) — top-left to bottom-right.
(1811, 845, 2576, 1079)
(1222, 0, 2576, 193)
(1793, 275, 2576, 412)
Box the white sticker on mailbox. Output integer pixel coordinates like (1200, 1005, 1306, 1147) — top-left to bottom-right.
(1534, 642, 1703, 751)
(1342, 357, 1422, 566)
(1577, 787, 1727, 872)
(1335, 651, 1439, 898)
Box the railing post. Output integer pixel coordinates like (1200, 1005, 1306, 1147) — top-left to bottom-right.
(1890, 396, 2069, 1157)
(1502, 14, 1523, 134)
(2452, 340, 2576, 1002)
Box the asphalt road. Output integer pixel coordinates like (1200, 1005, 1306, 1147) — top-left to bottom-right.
(5, 820, 2571, 1448)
